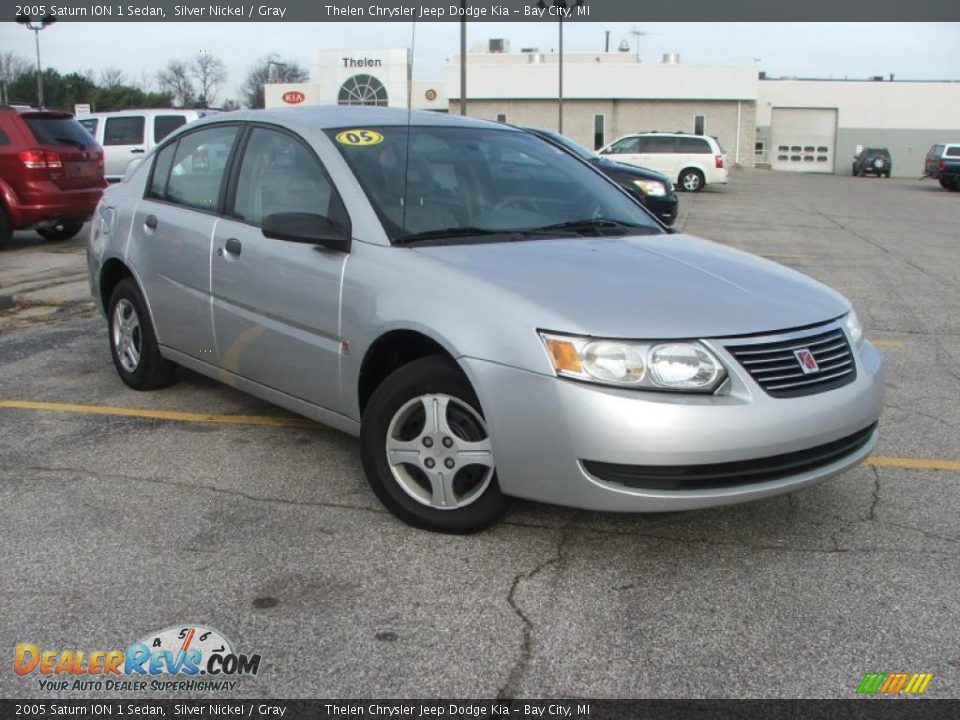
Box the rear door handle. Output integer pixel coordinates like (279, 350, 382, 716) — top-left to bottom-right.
(224, 238, 242, 256)
(131, 148, 145, 154)
(144, 214, 157, 229)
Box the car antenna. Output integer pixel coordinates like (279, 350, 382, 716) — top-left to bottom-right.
(401, 20, 417, 236)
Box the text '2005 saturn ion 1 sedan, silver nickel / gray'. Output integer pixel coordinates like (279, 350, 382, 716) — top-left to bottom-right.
(87, 107, 884, 534)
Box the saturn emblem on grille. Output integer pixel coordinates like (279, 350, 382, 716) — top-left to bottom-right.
(794, 348, 819, 374)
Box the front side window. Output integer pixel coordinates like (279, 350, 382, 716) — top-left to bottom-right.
(161, 125, 240, 212)
(232, 127, 346, 228)
(329, 125, 662, 243)
(103, 116, 145, 146)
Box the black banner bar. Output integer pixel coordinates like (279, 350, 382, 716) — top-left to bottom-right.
(3, 700, 959, 720)
(2, 0, 960, 22)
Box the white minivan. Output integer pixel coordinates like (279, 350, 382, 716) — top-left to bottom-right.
(76, 109, 217, 181)
(599, 132, 728, 192)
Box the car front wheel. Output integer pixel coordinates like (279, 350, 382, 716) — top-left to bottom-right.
(679, 168, 705, 192)
(36, 221, 84, 242)
(108, 278, 177, 390)
(361, 355, 511, 533)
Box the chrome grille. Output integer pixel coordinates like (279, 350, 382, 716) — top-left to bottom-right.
(725, 326, 856, 398)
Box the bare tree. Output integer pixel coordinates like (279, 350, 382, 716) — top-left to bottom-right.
(0, 52, 31, 103)
(241, 54, 309, 109)
(99, 67, 126, 88)
(191, 53, 227, 107)
(157, 59, 195, 107)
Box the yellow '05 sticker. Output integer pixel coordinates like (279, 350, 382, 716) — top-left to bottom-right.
(335, 129, 384, 146)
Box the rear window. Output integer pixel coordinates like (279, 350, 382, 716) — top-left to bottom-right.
(928, 145, 945, 159)
(21, 116, 96, 148)
(945, 146, 960, 158)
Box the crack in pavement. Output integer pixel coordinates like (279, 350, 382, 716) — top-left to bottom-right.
(497, 520, 575, 700)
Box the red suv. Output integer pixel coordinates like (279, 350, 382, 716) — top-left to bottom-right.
(0, 103, 106, 243)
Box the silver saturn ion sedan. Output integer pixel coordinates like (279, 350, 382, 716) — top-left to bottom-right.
(87, 108, 884, 533)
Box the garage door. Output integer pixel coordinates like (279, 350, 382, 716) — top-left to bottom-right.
(771, 108, 837, 174)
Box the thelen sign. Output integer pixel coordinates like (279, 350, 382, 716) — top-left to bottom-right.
(281, 91, 305, 104)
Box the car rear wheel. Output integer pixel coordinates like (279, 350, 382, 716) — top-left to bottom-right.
(360, 355, 511, 534)
(679, 168, 705, 192)
(939, 179, 958, 191)
(0, 205, 11, 244)
(108, 278, 177, 390)
(36, 221, 83, 242)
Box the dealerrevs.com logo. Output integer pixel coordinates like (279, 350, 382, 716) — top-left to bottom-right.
(14, 625, 262, 692)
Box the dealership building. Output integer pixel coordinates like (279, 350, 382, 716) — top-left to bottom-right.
(266, 44, 960, 177)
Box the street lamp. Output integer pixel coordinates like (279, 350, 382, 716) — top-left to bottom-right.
(536, 0, 584, 135)
(16, 12, 56, 108)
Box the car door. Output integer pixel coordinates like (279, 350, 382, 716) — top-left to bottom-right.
(102, 115, 147, 178)
(210, 125, 350, 412)
(127, 123, 242, 358)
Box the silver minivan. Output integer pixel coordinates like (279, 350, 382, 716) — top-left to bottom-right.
(76, 109, 216, 181)
(87, 107, 884, 533)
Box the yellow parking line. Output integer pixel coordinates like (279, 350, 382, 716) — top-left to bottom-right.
(0, 399, 319, 429)
(2, 399, 958, 472)
(866, 456, 960, 472)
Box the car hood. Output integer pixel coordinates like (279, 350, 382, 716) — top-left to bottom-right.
(594, 157, 671, 184)
(414, 233, 849, 339)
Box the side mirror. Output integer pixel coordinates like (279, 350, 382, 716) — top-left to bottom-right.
(262, 212, 351, 253)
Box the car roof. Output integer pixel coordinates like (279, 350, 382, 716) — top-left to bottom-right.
(187, 106, 514, 133)
(74, 108, 215, 119)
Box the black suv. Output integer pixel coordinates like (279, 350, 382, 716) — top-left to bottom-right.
(522, 127, 678, 226)
(852, 147, 892, 178)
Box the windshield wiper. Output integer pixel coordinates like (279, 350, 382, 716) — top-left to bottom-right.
(394, 227, 515, 246)
(528, 218, 656, 236)
(53, 136, 88, 149)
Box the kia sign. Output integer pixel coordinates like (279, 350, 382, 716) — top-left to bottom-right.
(282, 91, 305, 104)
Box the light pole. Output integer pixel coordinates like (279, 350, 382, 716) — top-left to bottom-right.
(266, 60, 287, 84)
(16, 13, 56, 108)
(536, 0, 583, 135)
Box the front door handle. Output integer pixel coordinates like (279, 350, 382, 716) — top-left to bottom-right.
(224, 238, 242, 256)
(144, 214, 157, 229)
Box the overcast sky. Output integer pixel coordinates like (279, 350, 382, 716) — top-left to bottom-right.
(1, 22, 956, 104)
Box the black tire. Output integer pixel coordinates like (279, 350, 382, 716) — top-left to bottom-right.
(0, 204, 11, 244)
(107, 278, 177, 390)
(360, 355, 511, 534)
(678, 168, 705, 192)
(939, 178, 958, 191)
(36, 221, 83, 242)
(852, 164, 859, 177)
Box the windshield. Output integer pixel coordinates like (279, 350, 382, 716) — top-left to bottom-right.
(530, 128, 596, 162)
(327, 125, 662, 244)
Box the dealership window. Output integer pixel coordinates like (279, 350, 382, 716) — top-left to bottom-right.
(755, 140, 765, 157)
(496, 113, 507, 123)
(338, 74, 388, 106)
(694, 115, 705, 136)
(594, 114, 605, 150)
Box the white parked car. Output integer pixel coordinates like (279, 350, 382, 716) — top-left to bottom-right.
(599, 132, 728, 192)
(75, 109, 217, 181)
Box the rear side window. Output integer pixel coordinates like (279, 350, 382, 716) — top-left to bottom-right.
(946, 146, 960, 158)
(678, 137, 712, 154)
(78, 118, 98, 136)
(0, 128, 8, 146)
(154, 115, 187, 143)
(163, 125, 240, 212)
(643, 136, 678, 154)
(22, 116, 96, 147)
(104, 116, 145, 146)
(148, 142, 177, 200)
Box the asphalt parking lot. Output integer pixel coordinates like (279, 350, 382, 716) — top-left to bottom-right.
(1, 170, 958, 700)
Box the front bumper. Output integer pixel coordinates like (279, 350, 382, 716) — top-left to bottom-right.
(461, 335, 884, 513)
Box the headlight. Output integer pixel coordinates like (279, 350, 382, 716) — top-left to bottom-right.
(540, 332, 726, 392)
(844, 309, 864, 349)
(632, 179, 667, 197)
